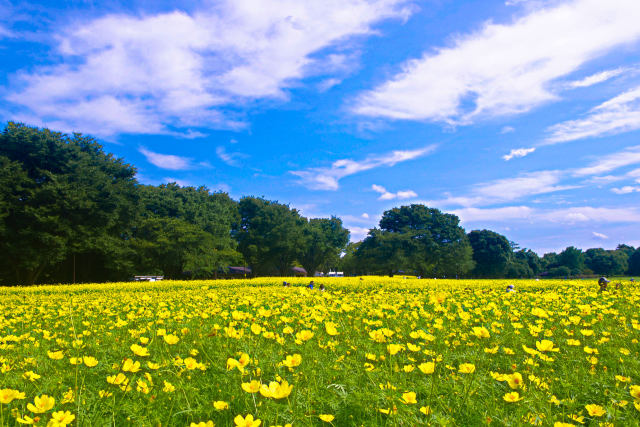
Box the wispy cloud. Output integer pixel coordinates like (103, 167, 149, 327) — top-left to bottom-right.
(452, 205, 640, 224)
(572, 145, 640, 176)
(139, 147, 192, 170)
(216, 146, 247, 167)
(545, 86, 640, 144)
(371, 184, 417, 200)
(291, 145, 436, 190)
(352, 0, 640, 124)
(5, 0, 411, 137)
(611, 185, 640, 194)
(503, 147, 535, 161)
(566, 67, 628, 88)
(592, 231, 609, 240)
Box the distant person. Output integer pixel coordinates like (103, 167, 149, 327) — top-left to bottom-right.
(308, 280, 314, 290)
(506, 284, 516, 293)
(319, 284, 325, 292)
(598, 277, 610, 293)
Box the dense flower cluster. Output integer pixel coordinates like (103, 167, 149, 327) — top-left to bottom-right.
(0, 277, 638, 425)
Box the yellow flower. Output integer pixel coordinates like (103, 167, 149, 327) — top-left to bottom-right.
(107, 373, 128, 385)
(83, 356, 98, 367)
(507, 372, 524, 390)
(16, 414, 36, 424)
(566, 339, 581, 346)
(0, 388, 25, 404)
(630, 385, 640, 399)
(61, 389, 74, 404)
(130, 344, 149, 357)
(69, 357, 82, 365)
(23, 371, 40, 381)
(163, 381, 176, 393)
(98, 390, 112, 398)
(364, 362, 375, 371)
(241, 380, 261, 393)
(163, 334, 179, 345)
(325, 322, 339, 336)
(387, 344, 404, 355)
(213, 400, 229, 410)
(234, 414, 261, 427)
(122, 358, 141, 372)
(401, 391, 417, 404)
(472, 326, 490, 339)
(190, 422, 215, 427)
(553, 423, 575, 427)
(27, 394, 55, 413)
(458, 363, 475, 374)
(147, 362, 160, 370)
(319, 414, 335, 422)
(584, 404, 605, 417)
(418, 362, 435, 374)
(47, 351, 64, 360)
(259, 380, 293, 399)
(402, 364, 415, 373)
(420, 406, 432, 415)
(535, 340, 559, 352)
(50, 410, 75, 426)
(295, 330, 314, 341)
(503, 392, 523, 402)
(282, 354, 302, 368)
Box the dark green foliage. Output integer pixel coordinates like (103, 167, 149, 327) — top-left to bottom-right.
(628, 249, 640, 275)
(356, 204, 474, 277)
(584, 248, 628, 276)
(299, 217, 350, 276)
(468, 230, 512, 278)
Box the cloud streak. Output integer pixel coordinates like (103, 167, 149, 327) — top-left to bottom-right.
(139, 147, 192, 170)
(371, 184, 417, 200)
(291, 145, 436, 190)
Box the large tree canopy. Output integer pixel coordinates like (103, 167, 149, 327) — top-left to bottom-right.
(468, 230, 512, 278)
(356, 204, 474, 277)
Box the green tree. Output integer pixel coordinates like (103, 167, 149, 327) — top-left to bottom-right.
(235, 197, 307, 276)
(356, 205, 474, 277)
(557, 246, 585, 276)
(0, 123, 138, 285)
(585, 248, 628, 276)
(467, 230, 512, 278)
(628, 248, 640, 275)
(299, 217, 349, 276)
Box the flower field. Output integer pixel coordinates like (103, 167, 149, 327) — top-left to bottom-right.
(1, 277, 639, 426)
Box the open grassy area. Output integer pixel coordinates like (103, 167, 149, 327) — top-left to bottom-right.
(1, 278, 639, 426)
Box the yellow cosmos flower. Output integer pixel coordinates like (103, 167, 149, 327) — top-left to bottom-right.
(401, 391, 417, 404)
(130, 344, 149, 357)
(190, 422, 215, 427)
(503, 392, 523, 402)
(259, 380, 293, 399)
(251, 323, 262, 335)
(83, 356, 98, 367)
(16, 414, 36, 424)
(387, 344, 404, 355)
(213, 400, 229, 410)
(566, 339, 581, 346)
(163, 381, 176, 393)
(282, 354, 302, 368)
(241, 380, 261, 393)
(98, 390, 112, 398)
(318, 414, 335, 422)
(420, 406, 432, 415)
(584, 404, 605, 417)
(325, 322, 339, 336)
(0, 388, 25, 404)
(553, 423, 575, 427)
(47, 351, 64, 360)
(535, 340, 559, 352)
(147, 362, 160, 370)
(69, 357, 82, 365)
(418, 362, 435, 374)
(296, 330, 314, 341)
(630, 385, 640, 399)
(458, 363, 475, 374)
(234, 414, 261, 427)
(163, 334, 179, 345)
(27, 394, 55, 413)
(50, 410, 75, 426)
(507, 372, 524, 390)
(472, 326, 490, 339)
(107, 373, 128, 385)
(122, 358, 141, 372)
(23, 371, 40, 381)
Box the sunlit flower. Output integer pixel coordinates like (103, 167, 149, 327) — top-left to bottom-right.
(401, 391, 417, 404)
(213, 401, 229, 410)
(27, 394, 55, 413)
(584, 404, 605, 417)
(318, 414, 335, 422)
(234, 414, 261, 427)
(458, 363, 475, 374)
(503, 392, 523, 402)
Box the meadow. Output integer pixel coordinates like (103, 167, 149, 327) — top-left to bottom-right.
(0, 277, 639, 426)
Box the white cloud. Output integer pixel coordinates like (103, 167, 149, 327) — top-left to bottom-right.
(6, 0, 411, 137)
(572, 145, 640, 177)
(503, 147, 535, 161)
(352, 0, 640, 124)
(361, 213, 370, 219)
(291, 145, 435, 190)
(500, 126, 515, 134)
(0, 24, 13, 38)
(162, 177, 192, 187)
(139, 147, 192, 170)
(592, 231, 608, 240)
(451, 205, 640, 224)
(545, 86, 640, 144)
(566, 67, 627, 88)
(216, 146, 247, 167)
(611, 185, 640, 194)
(347, 226, 371, 241)
(371, 184, 417, 200)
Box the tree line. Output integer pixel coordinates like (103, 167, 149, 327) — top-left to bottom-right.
(1, 123, 638, 285)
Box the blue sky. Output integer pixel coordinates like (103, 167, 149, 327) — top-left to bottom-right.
(2, 0, 640, 254)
